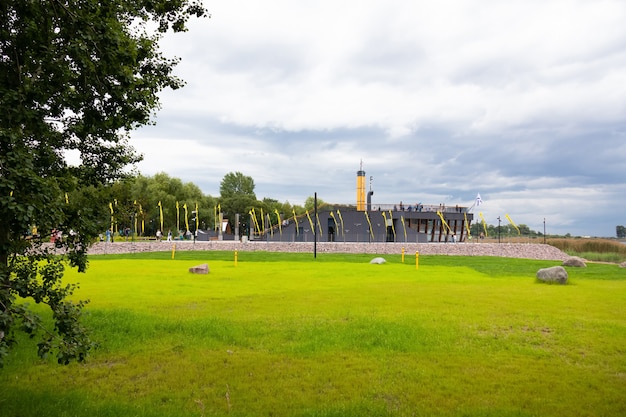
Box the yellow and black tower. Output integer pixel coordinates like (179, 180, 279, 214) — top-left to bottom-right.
(356, 161, 366, 211)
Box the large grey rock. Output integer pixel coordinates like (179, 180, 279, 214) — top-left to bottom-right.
(370, 257, 386, 264)
(562, 256, 586, 267)
(536, 266, 568, 284)
(189, 263, 209, 274)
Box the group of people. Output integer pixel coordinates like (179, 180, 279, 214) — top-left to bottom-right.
(155, 229, 193, 241)
(393, 202, 425, 212)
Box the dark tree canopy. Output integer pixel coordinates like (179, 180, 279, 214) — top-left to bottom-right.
(219, 172, 256, 200)
(218, 172, 257, 225)
(0, 0, 207, 366)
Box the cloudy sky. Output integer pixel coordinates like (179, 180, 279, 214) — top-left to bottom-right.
(131, 0, 626, 237)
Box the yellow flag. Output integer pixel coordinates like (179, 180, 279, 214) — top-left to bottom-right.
(479, 212, 488, 237)
(138, 203, 144, 235)
(315, 213, 322, 237)
(337, 209, 344, 237)
(184, 203, 189, 232)
(157, 201, 163, 232)
(109, 202, 114, 231)
(275, 209, 282, 236)
(305, 210, 314, 233)
(176, 201, 180, 232)
(388, 210, 397, 241)
(195, 202, 199, 232)
(364, 211, 375, 241)
(65, 193, 69, 204)
(268, 210, 274, 236)
(436, 210, 451, 234)
(505, 214, 521, 235)
(292, 209, 298, 236)
(250, 207, 261, 236)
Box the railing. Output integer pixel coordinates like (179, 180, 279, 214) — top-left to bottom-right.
(368, 203, 470, 213)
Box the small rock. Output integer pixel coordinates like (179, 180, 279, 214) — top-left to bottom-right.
(189, 263, 209, 274)
(619, 262, 626, 268)
(536, 266, 568, 284)
(370, 257, 386, 264)
(562, 256, 586, 267)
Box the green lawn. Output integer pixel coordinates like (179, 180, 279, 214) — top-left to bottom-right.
(1, 251, 625, 417)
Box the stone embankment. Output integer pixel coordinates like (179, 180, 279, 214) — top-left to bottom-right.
(85, 241, 569, 261)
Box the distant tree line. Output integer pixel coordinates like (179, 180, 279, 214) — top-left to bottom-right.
(617, 225, 625, 239)
(98, 171, 317, 238)
(469, 222, 541, 238)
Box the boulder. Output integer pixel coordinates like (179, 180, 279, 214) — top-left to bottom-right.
(189, 263, 209, 274)
(370, 257, 386, 264)
(536, 266, 568, 284)
(562, 256, 586, 267)
(619, 262, 626, 268)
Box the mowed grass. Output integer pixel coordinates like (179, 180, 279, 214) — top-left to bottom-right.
(1, 251, 625, 417)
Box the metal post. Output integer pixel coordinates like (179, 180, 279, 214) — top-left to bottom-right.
(314, 192, 317, 258)
(497, 216, 501, 243)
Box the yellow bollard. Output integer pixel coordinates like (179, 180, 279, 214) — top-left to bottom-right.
(415, 251, 419, 270)
(401, 247, 405, 263)
(171, 244, 176, 259)
(234, 250, 238, 267)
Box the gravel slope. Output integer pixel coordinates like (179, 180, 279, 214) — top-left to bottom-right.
(84, 241, 569, 261)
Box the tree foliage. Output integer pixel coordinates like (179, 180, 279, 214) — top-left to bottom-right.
(0, 0, 207, 366)
(219, 172, 257, 222)
(130, 172, 212, 235)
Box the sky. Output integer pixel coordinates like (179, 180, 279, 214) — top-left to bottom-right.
(130, 0, 626, 238)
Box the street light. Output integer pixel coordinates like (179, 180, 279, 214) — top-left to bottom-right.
(497, 216, 501, 243)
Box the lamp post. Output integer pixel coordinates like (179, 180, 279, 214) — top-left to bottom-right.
(314, 192, 317, 259)
(497, 216, 501, 243)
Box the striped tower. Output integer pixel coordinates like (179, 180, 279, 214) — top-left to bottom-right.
(356, 161, 366, 211)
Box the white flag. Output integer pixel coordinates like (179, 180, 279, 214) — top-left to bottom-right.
(476, 193, 483, 206)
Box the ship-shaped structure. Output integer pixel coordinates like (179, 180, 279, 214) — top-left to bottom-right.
(248, 163, 474, 243)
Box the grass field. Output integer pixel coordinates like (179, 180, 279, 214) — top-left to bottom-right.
(1, 251, 625, 417)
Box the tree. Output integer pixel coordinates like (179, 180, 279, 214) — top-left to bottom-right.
(304, 196, 326, 211)
(128, 173, 210, 235)
(0, 0, 207, 366)
(219, 172, 257, 225)
(617, 225, 626, 239)
(220, 172, 256, 200)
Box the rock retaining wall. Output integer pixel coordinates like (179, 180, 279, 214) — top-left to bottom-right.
(80, 241, 568, 260)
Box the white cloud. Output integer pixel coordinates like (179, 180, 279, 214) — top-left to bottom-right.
(131, 0, 626, 236)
